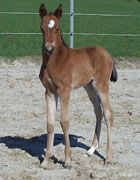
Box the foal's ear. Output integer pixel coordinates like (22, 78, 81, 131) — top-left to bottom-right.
(39, 3, 47, 18)
(54, 4, 62, 19)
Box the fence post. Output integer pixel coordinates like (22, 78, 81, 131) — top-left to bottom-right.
(70, 0, 74, 48)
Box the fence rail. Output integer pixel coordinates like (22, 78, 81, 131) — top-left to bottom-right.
(0, 11, 140, 17)
(0, 11, 140, 38)
(1, 32, 140, 37)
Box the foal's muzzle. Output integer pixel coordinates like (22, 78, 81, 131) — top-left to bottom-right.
(45, 43, 55, 55)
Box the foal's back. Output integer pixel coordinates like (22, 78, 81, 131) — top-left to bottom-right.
(69, 45, 113, 89)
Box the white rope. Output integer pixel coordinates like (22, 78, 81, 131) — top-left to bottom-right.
(1, 32, 140, 37)
(0, 32, 70, 35)
(74, 13, 140, 17)
(0, 11, 38, 15)
(74, 33, 140, 37)
(0, 32, 41, 35)
(0, 11, 140, 17)
(0, 11, 69, 15)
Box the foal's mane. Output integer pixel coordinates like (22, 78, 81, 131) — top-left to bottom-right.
(48, 11, 53, 16)
(60, 32, 68, 47)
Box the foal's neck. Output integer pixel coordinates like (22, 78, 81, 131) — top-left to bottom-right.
(55, 32, 67, 51)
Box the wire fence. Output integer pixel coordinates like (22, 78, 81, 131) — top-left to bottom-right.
(0, 11, 140, 37)
(1, 11, 140, 17)
(1, 32, 140, 37)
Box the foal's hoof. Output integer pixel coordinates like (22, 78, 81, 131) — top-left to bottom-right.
(64, 165, 72, 170)
(40, 160, 48, 169)
(104, 159, 112, 165)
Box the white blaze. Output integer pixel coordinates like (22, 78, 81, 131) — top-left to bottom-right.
(48, 20, 55, 29)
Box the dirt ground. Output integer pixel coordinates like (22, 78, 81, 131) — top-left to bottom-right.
(0, 57, 140, 180)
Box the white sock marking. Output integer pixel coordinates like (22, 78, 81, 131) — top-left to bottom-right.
(87, 144, 98, 156)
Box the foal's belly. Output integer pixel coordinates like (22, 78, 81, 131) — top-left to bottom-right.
(72, 70, 93, 89)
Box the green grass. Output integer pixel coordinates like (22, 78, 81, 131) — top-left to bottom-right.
(0, 0, 140, 59)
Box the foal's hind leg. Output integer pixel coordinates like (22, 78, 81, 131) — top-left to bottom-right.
(84, 81, 103, 155)
(95, 82, 113, 163)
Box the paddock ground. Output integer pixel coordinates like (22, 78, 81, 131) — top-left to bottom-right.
(0, 57, 140, 180)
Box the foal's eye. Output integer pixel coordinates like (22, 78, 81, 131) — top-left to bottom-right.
(55, 28, 59, 33)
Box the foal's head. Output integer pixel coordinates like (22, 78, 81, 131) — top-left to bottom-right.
(39, 4, 62, 55)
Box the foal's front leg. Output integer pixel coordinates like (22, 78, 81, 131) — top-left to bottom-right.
(41, 91, 57, 169)
(60, 87, 72, 169)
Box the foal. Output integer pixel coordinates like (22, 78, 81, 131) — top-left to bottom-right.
(39, 4, 117, 169)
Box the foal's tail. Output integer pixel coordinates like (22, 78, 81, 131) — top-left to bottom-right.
(110, 61, 118, 82)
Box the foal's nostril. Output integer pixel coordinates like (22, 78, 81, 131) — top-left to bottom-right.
(45, 45, 54, 55)
(49, 46, 54, 54)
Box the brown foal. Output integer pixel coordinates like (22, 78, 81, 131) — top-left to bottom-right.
(39, 4, 117, 169)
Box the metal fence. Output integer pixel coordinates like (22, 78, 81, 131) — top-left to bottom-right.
(0, 0, 140, 48)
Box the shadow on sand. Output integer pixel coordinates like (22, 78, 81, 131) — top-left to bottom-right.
(0, 133, 105, 165)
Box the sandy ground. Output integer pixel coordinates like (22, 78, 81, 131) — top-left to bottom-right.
(0, 57, 140, 180)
